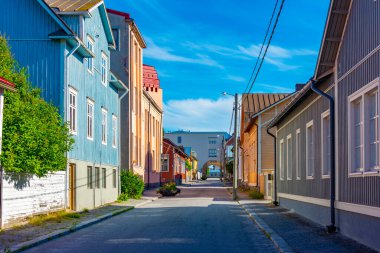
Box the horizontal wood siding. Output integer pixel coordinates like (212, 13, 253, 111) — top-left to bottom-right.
(277, 78, 333, 199)
(337, 0, 380, 207)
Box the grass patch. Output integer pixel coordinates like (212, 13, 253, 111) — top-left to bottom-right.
(27, 211, 81, 226)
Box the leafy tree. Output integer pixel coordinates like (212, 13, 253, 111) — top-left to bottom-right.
(119, 170, 144, 200)
(185, 159, 192, 171)
(226, 160, 233, 175)
(0, 36, 74, 177)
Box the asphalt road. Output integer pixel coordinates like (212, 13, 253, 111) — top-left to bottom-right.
(24, 180, 278, 253)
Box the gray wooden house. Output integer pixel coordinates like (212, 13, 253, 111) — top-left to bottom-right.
(268, 0, 380, 251)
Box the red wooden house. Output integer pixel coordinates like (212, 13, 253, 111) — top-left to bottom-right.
(161, 138, 189, 185)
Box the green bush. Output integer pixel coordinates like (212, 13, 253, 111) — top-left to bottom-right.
(119, 170, 144, 199)
(157, 182, 177, 193)
(201, 175, 207, 180)
(249, 189, 264, 199)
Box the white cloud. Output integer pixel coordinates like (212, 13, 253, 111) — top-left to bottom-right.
(238, 44, 317, 71)
(225, 75, 246, 83)
(144, 38, 223, 68)
(255, 83, 294, 93)
(164, 97, 235, 132)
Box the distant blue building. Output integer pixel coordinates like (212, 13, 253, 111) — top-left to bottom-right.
(0, 0, 127, 211)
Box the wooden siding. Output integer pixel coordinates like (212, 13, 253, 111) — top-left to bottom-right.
(68, 7, 118, 166)
(276, 77, 333, 199)
(336, 0, 380, 207)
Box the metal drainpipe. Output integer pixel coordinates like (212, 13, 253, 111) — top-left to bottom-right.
(266, 128, 278, 206)
(310, 78, 336, 233)
(64, 38, 80, 209)
(254, 122, 259, 191)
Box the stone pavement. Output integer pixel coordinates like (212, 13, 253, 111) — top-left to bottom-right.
(0, 197, 157, 252)
(239, 201, 378, 253)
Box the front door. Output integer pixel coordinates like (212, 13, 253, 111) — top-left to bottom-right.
(69, 164, 76, 210)
(266, 174, 273, 199)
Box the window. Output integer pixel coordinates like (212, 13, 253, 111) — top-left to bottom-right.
(306, 121, 314, 179)
(87, 36, 94, 73)
(208, 149, 217, 157)
(87, 99, 94, 140)
(112, 28, 120, 50)
(69, 88, 77, 134)
(161, 154, 169, 172)
(209, 138, 217, 145)
(279, 139, 285, 180)
(177, 136, 182, 144)
(112, 115, 117, 148)
(95, 167, 100, 188)
(286, 134, 292, 180)
(102, 168, 107, 188)
(102, 108, 107, 145)
(87, 166, 93, 189)
(321, 110, 331, 178)
(112, 169, 117, 188)
(349, 79, 380, 174)
(296, 129, 301, 180)
(101, 53, 108, 85)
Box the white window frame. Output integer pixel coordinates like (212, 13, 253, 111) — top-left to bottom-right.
(321, 110, 331, 179)
(101, 108, 108, 145)
(68, 88, 77, 135)
(112, 115, 117, 148)
(87, 36, 94, 74)
(286, 134, 292, 180)
(295, 129, 301, 180)
(279, 138, 285, 180)
(306, 120, 314, 179)
(101, 52, 108, 86)
(87, 99, 94, 140)
(348, 78, 380, 176)
(161, 154, 169, 172)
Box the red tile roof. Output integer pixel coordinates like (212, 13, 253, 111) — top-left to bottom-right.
(106, 8, 130, 19)
(143, 64, 160, 90)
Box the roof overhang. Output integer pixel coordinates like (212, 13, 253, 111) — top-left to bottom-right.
(109, 72, 128, 91)
(48, 32, 95, 58)
(0, 77, 16, 92)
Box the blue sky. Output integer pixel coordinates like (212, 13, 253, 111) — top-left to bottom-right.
(105, 0, 330, 132)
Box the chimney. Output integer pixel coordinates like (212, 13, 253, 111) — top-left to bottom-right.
(295, 83, 306, 91)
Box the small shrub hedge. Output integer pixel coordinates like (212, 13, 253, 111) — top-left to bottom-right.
(249, 189, 264, 199)
(118, 170, 144, 200)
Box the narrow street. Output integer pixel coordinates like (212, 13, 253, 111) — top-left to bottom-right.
(24, 179, 278, 253)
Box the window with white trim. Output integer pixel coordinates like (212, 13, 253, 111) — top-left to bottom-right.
(112, 169, 117, 188)
(87, 99, 94, 140)
(112, 115, 117, 148)
(102, 108, 107, 145)
(296, 129, 301, 180)
(87, 166, 93, 189)
(87, 36, 94, 73)
(102, 168, 106, 188)
(349, 79, 379, 174)
(306, 121, 314, 179)
(287, 134, 292, 180)
(161, 154, 169, 172)
(69, 88, 77, 134)
(279, 139, 285, 180)
(95, 167, 100, 188)
(101, 53, 108, 85)
(321, 110, 331, 178)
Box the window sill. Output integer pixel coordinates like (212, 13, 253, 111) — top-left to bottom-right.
(306, 176, 314, 180)
(87, 137, 94, 141)
(296, 178, 301, 180)
(321, 175, 330, 179)
(349, 171, 380, 177)
(102, 142, 107, 146)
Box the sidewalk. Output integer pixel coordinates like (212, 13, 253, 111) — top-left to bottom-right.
(0, 196, 158, 253)
(239, 200, 377, 253)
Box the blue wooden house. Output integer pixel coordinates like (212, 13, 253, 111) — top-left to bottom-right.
(0, 0, 127, 211)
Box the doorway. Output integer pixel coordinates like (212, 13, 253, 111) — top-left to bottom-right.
(265, 173, 273, 199)
(69, 164, 76, 210)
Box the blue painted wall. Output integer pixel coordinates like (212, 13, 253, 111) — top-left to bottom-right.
(0, 0, 119, 166)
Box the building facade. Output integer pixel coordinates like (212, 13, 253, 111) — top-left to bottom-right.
(164, 131, 229, 178)
(0, 0, 125, 212)
(108, 9, 146, 178)
(162, 138, 189, 184)
(268, 0, 380, 250)
(240, 93, 293, 199)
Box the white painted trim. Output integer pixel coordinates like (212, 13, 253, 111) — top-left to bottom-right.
(279, 138, 284, 181)
(295, 128, 301, 180)
(306, 120, 314, 180)
(286, 134, 292, 180)
(277, 85, 334, 132)
(101, 108, 108, 145)
(86, 99, 94, 141)
(279, 193, 380, 219)
(101, 52, 108, 86)
(68, 87, 78, 135)
(321, 109, 331, 179)
(251, 94, 296, 119)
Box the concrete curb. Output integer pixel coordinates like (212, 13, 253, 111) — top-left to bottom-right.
(7, 198, 156, 253)
(238, 201, 294, 253)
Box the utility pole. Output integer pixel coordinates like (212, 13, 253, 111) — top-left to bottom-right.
(233, 93, 238, 201)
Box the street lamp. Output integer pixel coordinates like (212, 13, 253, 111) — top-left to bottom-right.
(222, 91, 239, 201)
